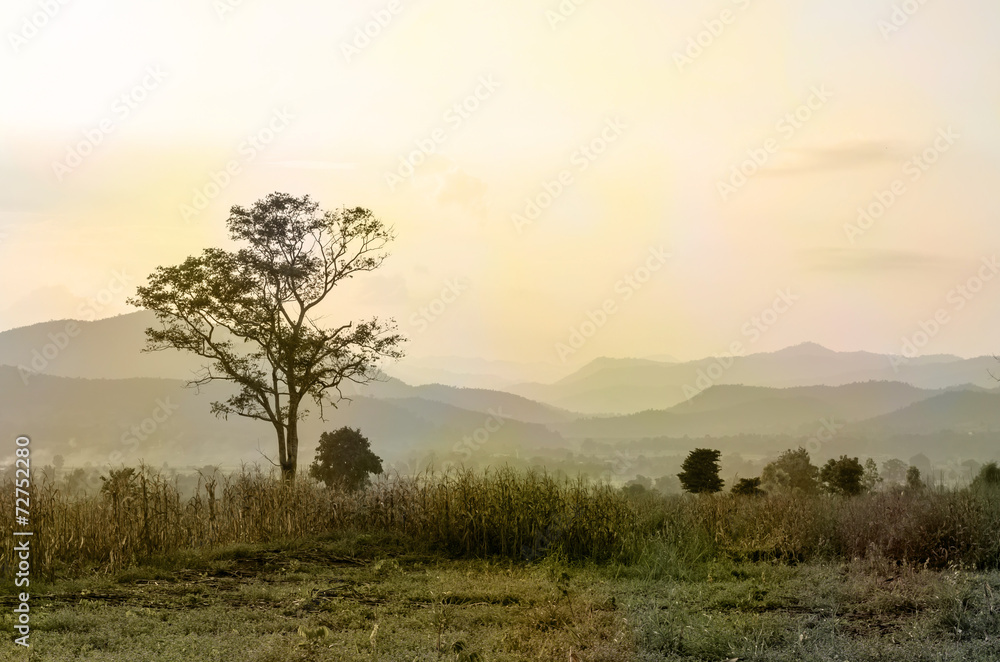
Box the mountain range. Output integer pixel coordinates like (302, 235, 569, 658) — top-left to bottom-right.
(1, 312, 997, 470)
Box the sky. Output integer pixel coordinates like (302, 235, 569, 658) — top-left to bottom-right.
(1, 0, 999, 369)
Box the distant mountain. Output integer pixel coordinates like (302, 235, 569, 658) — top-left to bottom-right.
(0, 367, 565, 470)
(848, 390, 1000, 435)
(328, 375, 577, 426)
(509, 346, 999, 415)
(384, 355, 570, 389)
(0, 312, 206, 380)
(673, 381, 939, 420)
(555, 381, 959, 440)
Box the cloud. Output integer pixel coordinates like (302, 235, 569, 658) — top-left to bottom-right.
(763, 140, 912, 176)
(410, 156, 489, 215)
(802, 247, 960, 272)
(266, 161, 357, 170)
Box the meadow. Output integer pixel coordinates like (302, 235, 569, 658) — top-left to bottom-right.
(2, 466, 1000, 660)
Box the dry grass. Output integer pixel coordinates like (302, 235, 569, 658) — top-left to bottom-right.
(0, 465, 639, 577)
(4, 465, 1000, 579)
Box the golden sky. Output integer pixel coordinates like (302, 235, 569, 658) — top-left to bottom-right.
(2, 0, 999, 367)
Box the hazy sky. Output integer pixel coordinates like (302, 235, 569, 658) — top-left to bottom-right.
(2, 0, 999, 368)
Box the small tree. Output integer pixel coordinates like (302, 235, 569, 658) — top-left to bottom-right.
(972, 462, 1000, 489)
(820, 456, 865, 496)
(761, 447, 819, 494)
(309, 427, 383, 490)
(653, 474, 681, 495)
(881, 458, 908, 486)
(906, 465, 924, 490)
(678, 448, 724, 494)
(861, 458, 882, 493)
(732, 477, 765, 496)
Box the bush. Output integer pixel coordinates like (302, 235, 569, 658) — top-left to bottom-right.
(731, 477, 765, 496)
(820, 456, 865, 496)
(972, 462, 1000, 490)
(309, 427, 383, 491)
(678, 449, 723, 494)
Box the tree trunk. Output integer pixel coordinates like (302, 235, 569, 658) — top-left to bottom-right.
(282, 409, 299, 482)
(274, 421, 290, 481)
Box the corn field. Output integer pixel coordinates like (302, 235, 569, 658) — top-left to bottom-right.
(0, 465, 639, 577)
(3, 465, 1000, 578)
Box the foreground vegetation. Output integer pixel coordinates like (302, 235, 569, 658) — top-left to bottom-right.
(3, 466, 1000, 659)
(4, 465, 1000, 577)
(2, 533, 999, 661)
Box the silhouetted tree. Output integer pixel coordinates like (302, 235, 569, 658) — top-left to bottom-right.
(820, 456, 865, 496)
(761, 447, 819, 494)
(309, 427, 383, 490)
(678, 448, 724, 494)
(906, 465, 924, 490)
(653, 474, 681, 495)
(628, 475, 653, 490)
(881, 458, 908, 485)
(732, 477, 765, 496)
(861, 458, 882, 493)
(129, 193, 404, 480)
(972, 462, 1000, 489)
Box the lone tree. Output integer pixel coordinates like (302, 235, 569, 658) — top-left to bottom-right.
(760, 447, 820, 494)
(128, 193, 404, 481)
(819, 455, 865, 496)
(309, 427, 383, 490)
(678, 448, 724, 494)
(906, 465, 924, 490)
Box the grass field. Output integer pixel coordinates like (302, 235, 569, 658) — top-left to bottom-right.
(3, 467, 1000, 660)
(2, 532, 999, 661)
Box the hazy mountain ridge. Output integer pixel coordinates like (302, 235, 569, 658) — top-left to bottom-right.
(554, 381, 997, 440)
(3, 313, 999, 469)
(508, 347, 1000, 415)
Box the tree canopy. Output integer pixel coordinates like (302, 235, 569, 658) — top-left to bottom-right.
(678, 448, 724, 494)
(819, 456, 865, 496)
(761, 447, 819, 494)
(128, 192, 404, 480)
(309, 427, 383, 490)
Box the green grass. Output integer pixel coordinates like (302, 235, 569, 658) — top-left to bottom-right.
(4, 469, 1000, 660)
(2, 533, 999, 661)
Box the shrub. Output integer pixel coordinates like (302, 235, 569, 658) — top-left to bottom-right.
(678, 449, 724, 494)
(309, 427, 383, 491)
